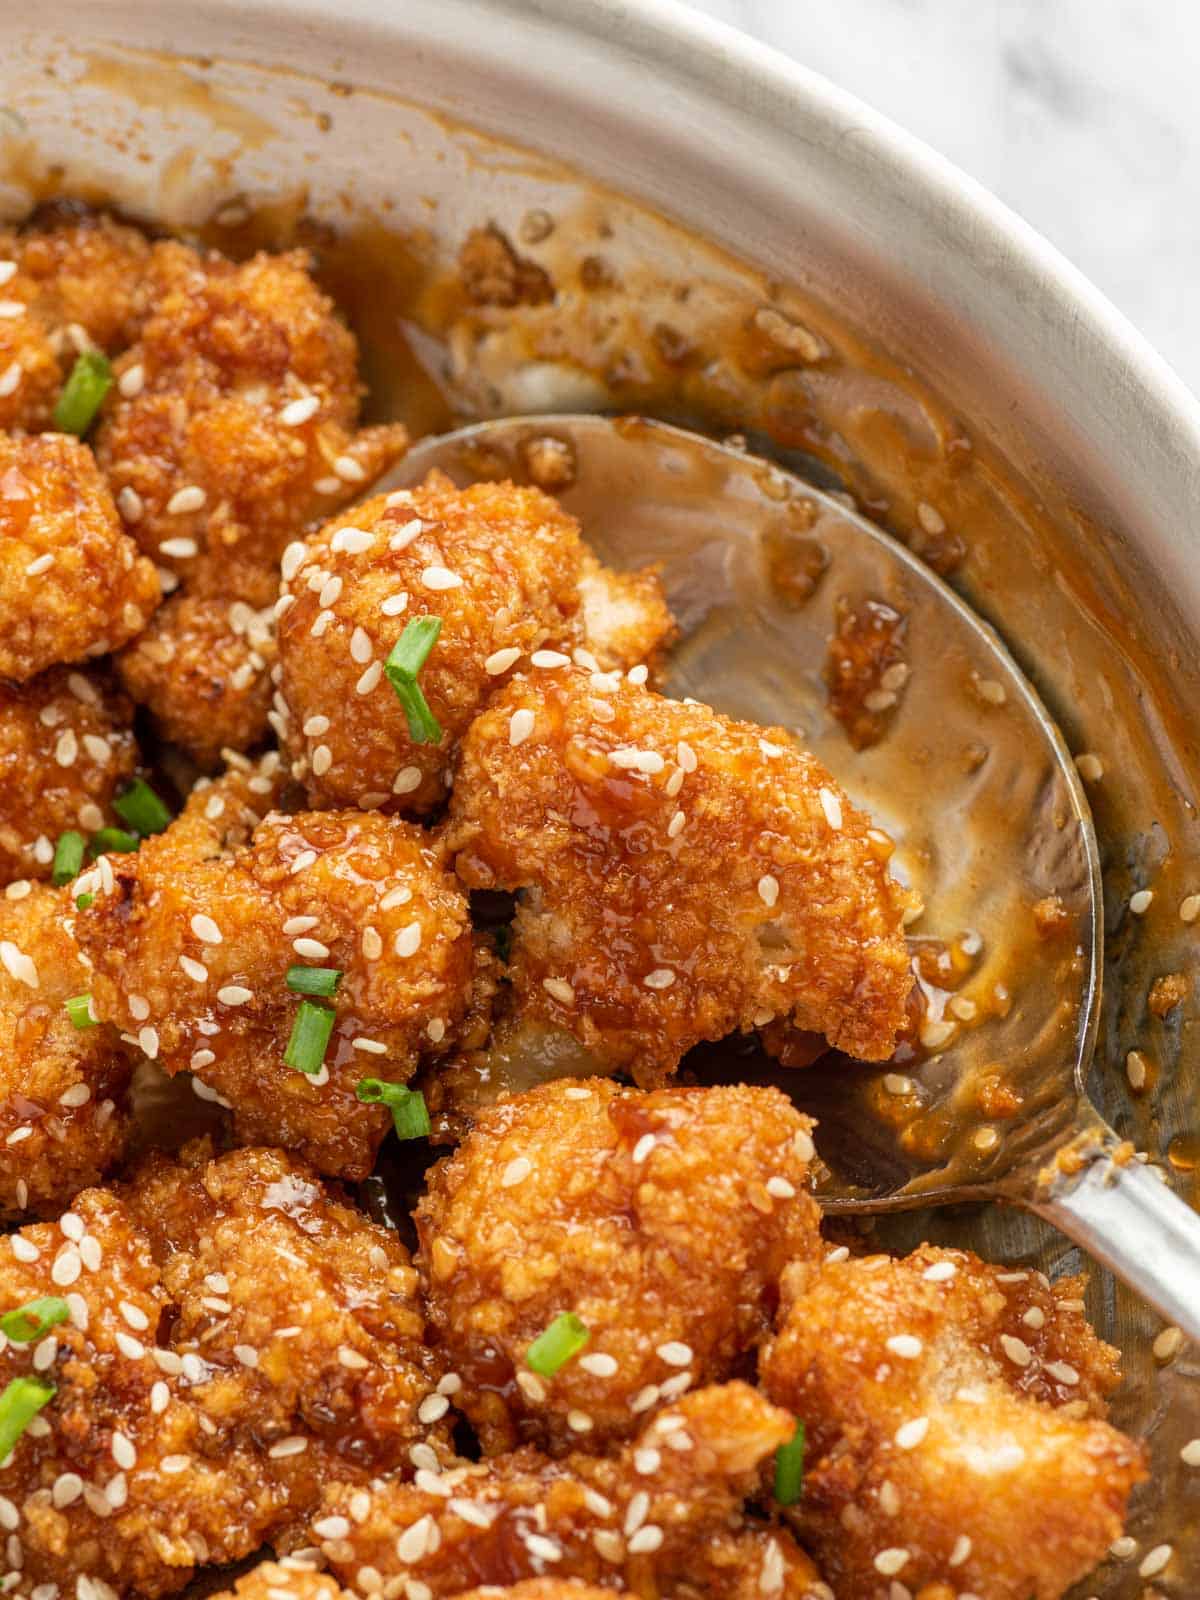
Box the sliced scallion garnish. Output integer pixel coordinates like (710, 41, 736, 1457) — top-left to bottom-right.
(355, 1079, 431, 1140)
(53, 350, 112, 436)
(88, 827, 139, 857)
(384, 616, 443, 745)
(0, 1376, 55, 1464)
(773, 1418, 806, 1505)
(0, 1296, 69, 1343)
(65, 994, 96, 1030)
(525, 1312, 590, 1377)
(51, 830, 85, 886)
(286, 965, 342, 998)
(113, 778, 172, 837)
(285, 999, 336, 1075)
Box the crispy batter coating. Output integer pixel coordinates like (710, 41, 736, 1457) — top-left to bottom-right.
(208, 1564, 352, 1600)
(576, 553, 676, 676)
(276, 474, 587, 814)
(305, 1382, 830, 1600)
(0, 666, 140, 885)
(759, 1244, 1147, 1600)
(0, 431, 160, 680)
(0, 1142, 444, 1598)
(0, 882, 133, 1219)
(416, 1079, 821, 1454)
(116, 592, 277, 767)
(457, 1585, 630, 1600)
(94, 243, 408, 606)
(74, 804, 475, 1177)
(0, 211, 157, 432)
(446, 669, 913, 1077)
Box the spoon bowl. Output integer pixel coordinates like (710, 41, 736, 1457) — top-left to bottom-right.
(384, 414, 1200, 1336)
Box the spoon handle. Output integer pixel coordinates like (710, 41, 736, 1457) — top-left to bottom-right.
(1029, 1146, 1200, 1343)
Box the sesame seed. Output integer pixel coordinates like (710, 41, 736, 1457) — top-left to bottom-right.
(818, 786, 843, 829)
(51, 1248, 81, 1286)
(161, 1455, 191, 1475)
(0, 940, 38, 989)
(1045, 1360, 1079, 1385)
(217, 985, 253, 1006)
(532, 650, 571, 668)
(166, 486, 207, 515)
(627, 664, 649, 686)
(886, 1335, 923, 1359)
(543, 976, 575, 1005)
(973, 1127, 999, 1152)
(873, 1550, 909, 1576)
(644, 968, 675, 989)
(54, 730, 77, 767)
(1110, 1536, 1138, 1559)
(758, 874, 779, 907)
(293, 937, 330, 959)
(634, 1448, 661, 1474)
(391, 921, 422, 960)
(417, 1393, 450, 1424)
(79, 1235, 102, 1272)
(0, 301, 23, 318)
(234, 1344, 259, 1368)
(318, 575, 343, 609)
(1130, 888, 1154, 914)
(160, 537, 198, 559)
(280, 395, 320, 426)
(1153, 1325, 1184, 1361)
(315, 476, 342, 495)
(138, 1026, 159, 1059)
(190, 914, 222, 945)
(115, 1331, 143, 1359)
(421, 565, 462, 590)
(381, 592, 409, 617)
(302, 716, 330, 739)
(485, 647, 522, 675)
(657, 1340, 692, 1367)
(350, 626, 373, 663)
(1022, 1306, 1046, 1329)
(291, 849, 318, 874)
(1126, 1050, 1148, 1091)
(624, 1491, 650, 1535)
(1000, 1334, 1033, 1367)
(1180, 1437, 1200, 1465)
(922, 1260, 957, 1283)
(975, 675, 1007, 705)
(357, 661, 383, 695)
(59, 1082, 92, 1108)
(25, 551, 54, 576)
(884, 1073, 914, 1095)
(610, 747, 664, 773)
(766, 1176, 795, 1198)
(268, 1437, 308, 1459)
(501, 1156, 533, 1187)
(1074, 752, 1103, 782)
(580, 1352, 619, 1377)
(628, 1526, 664, 1555)
(393, 766, 423, 795)
(509, 708, 535, 747)
(1139, 1545, 1172, 1579)
(334, 454, 366, 482)
(631, 1134, 656, 1165)
(894, 1417, 929, 1449)
(667, 810, 685, 838)
(311, 745, 333, 777)
(524, 1533, 563, 1564)
(516, 1369, 546, 1402)
(567, 1409, 594, 1432)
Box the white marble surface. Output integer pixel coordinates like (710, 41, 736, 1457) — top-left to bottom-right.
(681, 0, 1200, 396)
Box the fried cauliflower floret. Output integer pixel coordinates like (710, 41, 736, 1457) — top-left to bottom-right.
(0, 431, 161, 680)
(0, 882, 133, 1219)
(577, 551, 676, 676)
(416, 1079, 821, 1454)
(209, 1565, 352, 1600)
(74, 806, 475, 1177)
(305, 1383, 830, 1600)
(94, 244, 408, 606)
(446, 669, 913, 1078)
(0, 1143, 445, 1598)
(0, 666, 140, 885)
(0, 211, 157, 432)
(116, 593, 277, 767)
(759, 1244, 1147, 1600)
(275, 475, 586, 813)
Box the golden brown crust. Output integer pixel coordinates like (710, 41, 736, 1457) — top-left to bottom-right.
(0, 431, 161, 680)
(0, 212, 158, 432)
(0, 666, 140, 885)
(0, 1143, 444, 1597)
(207, 1564, 352, 1600)
(416, 1079, 821, 1455)
(276, 473, 587, 814)
(576, 552, 677, 677)
(446, 668, 913, 1076)
(0, 882, 133, 1219)
(116, 592, 276, 767)
(74, 804, 475, 1178)
(305, 1382, 829, 1599)
(759, 1244, 1147, 1600)
(93, 243, 408, 606)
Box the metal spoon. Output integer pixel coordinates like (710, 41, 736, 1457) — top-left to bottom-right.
(384, 413, 1200, 1339)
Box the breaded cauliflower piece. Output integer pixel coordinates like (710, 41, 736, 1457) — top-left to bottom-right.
(576, 551, 676, 676)
(304, 1383, 830, 1600)
(116, 593, 277, 767)
(0, 1142, 446, 1598)
(0, 666, 140, 885)
(74, 803, 474, 1177)
(416, 1079, 821, 1454)
(0, 431, 161, 680)
(275, 475, 585, 814)
(0, 210, 157, 432)
(759, 1244, 1146, 1600)
(446, 668, 913, 1077)
(94, 244, 408, 607)
(0, 882, 134, 1219)
(209, 1565, 352, 1600)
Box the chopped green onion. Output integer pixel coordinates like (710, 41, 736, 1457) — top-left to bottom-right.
(65, 994, 96, 1030)
(53, 350, 112, 436)
(75, 892, 94, 911)
(286, 965, 343, 998)
(0, 1377, 55, 1464)
(385, 616, 443, 746)
(284, 999, 336, 1075)
(0, 1296, 69, 1343)
(355, 1079, 431, 1140)
(773, 1418, 805, 1506)
(113, 779, 172, 837)
(88, 827, 139, 857)
(51, 831, 85, 886)
(525, 1312, 590, 1377)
